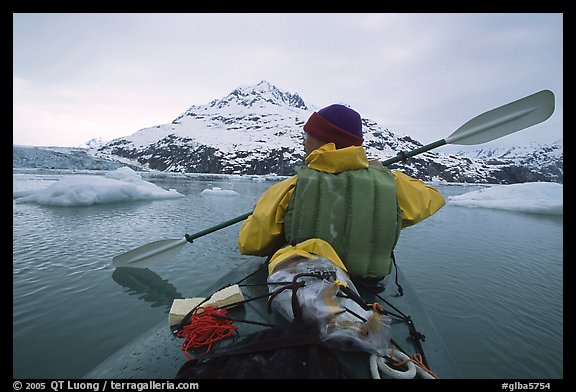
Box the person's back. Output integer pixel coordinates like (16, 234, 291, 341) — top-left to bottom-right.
(284, 154, 402, 280)
(238, 104, 445, 280)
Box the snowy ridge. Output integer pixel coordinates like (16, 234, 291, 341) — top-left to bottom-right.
(14, 81, 563, 184)
(455, 140, 562, 160)
(453, 141, 563, 183)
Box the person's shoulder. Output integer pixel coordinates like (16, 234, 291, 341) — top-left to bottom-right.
(267, 175, 298, 190)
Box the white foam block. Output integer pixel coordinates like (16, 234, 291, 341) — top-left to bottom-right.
(168, 284, 244, 327)
(169, 297, 205, 327)
(207, 284, 244, 308)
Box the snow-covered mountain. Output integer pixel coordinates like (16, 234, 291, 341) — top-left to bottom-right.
(454, 142, 563, 183)
(455, 142, 563, 166)
(14, 81, 562, 184)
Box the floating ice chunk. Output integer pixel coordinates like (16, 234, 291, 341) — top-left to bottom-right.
(13, 167, 184, 206)
(200, 187, 239, 196)
(448, 182, 562, 215)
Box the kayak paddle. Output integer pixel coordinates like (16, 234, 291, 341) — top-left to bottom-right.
(113, 89, 555, 268)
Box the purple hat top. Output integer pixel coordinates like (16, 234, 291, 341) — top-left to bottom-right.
(303, 104, 363, 149)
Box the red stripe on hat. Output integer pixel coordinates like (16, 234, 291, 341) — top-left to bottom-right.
(303, 112, 363, 149)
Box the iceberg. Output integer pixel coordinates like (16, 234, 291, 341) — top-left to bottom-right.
(13, 167, 184, 206)
(448, 182, 562, 215)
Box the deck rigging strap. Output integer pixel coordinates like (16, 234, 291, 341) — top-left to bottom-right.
(355, 277, 430, 369)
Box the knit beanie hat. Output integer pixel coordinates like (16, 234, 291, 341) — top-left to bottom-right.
(303, 104, 363, 149)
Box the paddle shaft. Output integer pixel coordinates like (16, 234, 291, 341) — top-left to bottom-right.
(185, 212, 252, 242)
(381, 139, 446, 166)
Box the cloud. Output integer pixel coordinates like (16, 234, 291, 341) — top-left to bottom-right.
(13, 13, 562, 148)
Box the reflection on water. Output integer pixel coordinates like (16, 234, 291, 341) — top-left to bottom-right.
(112, 268, 183, 309)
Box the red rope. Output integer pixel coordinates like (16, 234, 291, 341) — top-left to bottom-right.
(176, 305, 238, 360)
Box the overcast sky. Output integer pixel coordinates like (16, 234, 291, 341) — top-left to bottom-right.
(13, 13, 563, 149)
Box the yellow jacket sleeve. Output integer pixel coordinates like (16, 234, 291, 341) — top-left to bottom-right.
(393, 171, 446, 228)
(238, 176, 297, 256)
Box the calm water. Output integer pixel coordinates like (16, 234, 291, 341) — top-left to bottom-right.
(12, 171, 563, 379)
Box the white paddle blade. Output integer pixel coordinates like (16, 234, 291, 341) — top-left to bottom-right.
(113, 237, 188, 269)
(445, 90, 555, 145)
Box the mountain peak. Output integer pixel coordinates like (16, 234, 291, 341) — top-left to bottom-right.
(208, 80, 308, 110)
(173, 80, 309, 123)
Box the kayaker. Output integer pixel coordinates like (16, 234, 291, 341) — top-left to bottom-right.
(238, 104, 446, 281)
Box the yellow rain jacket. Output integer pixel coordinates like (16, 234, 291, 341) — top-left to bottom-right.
(238, 143, 446, 275)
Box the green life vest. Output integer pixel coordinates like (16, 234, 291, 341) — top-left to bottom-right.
(284, 165, 402, 280)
